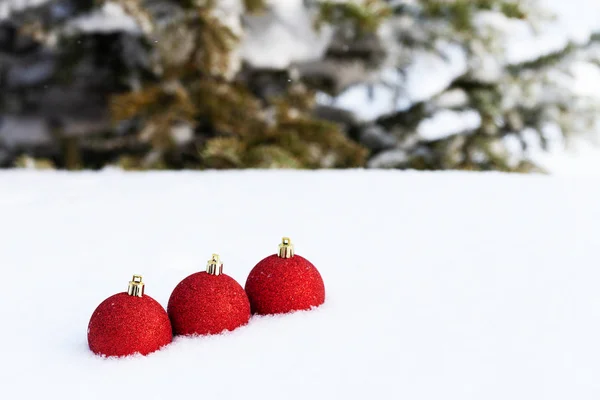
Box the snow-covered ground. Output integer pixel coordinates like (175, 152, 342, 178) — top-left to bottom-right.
(1, 170, 600, 399)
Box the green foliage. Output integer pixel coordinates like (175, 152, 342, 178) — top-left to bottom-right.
(499, 2, 527, 19)
(14, 155, 56, 170)
(102, 0, 367, 170)
(242, 0, 268, 13)
(507, 43, 577, 73)
(193, 83, 367, 169)
(5, 0, 565, 174)
(315, 0, 391, 35)
(422, 0, 527, 31)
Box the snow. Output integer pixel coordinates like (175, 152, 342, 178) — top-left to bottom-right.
(316, 85, 401, 121)
(240, 0, 332, 68)
(531, 137, 600, 176)
(399, 43, 469, 105)
(320, 43, 469, 121)
(366, 148, 408, 168)
(493, 0, 600, 65)
(66, 3, 140, 34)
(0, 0, 49, 20)
(318, 0, 600, 122)
(568, 61, 600, 98)
(2, 0, 600, 173)
(2, 170, 600, 400)
(500, 133, 524, 169)
(417, 110, 481, 142)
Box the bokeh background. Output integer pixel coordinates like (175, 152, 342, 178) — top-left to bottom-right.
(2, 0, 600, 173)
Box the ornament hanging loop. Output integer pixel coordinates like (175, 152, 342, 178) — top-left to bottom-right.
(278, 237, 294, 258)
(206, 254, 223, 276)
(127, 275, 145, 297)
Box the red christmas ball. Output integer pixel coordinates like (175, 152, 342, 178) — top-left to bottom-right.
(167, 254, 250, 336)
(245, 237, 325, 315)
(87, 275, 172, 357)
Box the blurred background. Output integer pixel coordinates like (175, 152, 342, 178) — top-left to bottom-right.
(1, 0, 599, 173)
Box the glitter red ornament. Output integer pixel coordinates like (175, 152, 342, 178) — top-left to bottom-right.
(87, 275, 172, 357)
(245, 237, 325, 315)
(167, 254, 251, 336)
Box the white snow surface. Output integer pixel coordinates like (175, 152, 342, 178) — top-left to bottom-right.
(2, 170, 600, 399)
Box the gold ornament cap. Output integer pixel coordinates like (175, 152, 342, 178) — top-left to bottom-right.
(127, 275, 145, 297)
(278, 237, 294, 258)
(206, 254, 223, 276)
